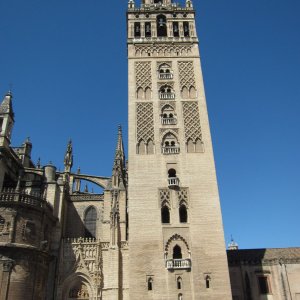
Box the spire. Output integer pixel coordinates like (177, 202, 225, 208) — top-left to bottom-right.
(112, 125, 126, 188)
(115, 125, 125, 163)
(0, 91, 14, 118)
(64, 139, 73, 172)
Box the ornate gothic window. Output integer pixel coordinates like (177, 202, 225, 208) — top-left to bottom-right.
(158, 63, 173, 80)
(161, 105, 176, 125)
(84, 206, 97, 238)
(162, 133, 179, 154)
(159, 85, 175, 100)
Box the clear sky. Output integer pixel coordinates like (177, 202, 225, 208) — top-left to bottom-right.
(0, 0, 299, 249)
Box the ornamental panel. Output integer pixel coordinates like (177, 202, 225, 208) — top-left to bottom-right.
(182, 101, 202, 142)
(178, 61, 196, 90)
(136, 102, 154, 142)
(135, 61, 152, 90)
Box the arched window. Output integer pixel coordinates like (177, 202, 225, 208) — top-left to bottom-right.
(178, 293, 183, 300)
(148, 277, 153, 290)
(161, 205, 170, 223)
(179, 203, 188, 223)
(157, 15, 167, 37)
(173, 245, 182, 259)
(84, 206, 97, 238)
(168, 168, 176, 178)
(134, 22, 141, 38)
(158, 63, 173, 80)
(205, 275, 211, 289)
(69, 283, 89, 299)
(177, 277, 182, 289)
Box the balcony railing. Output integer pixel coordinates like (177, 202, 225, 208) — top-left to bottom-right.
(159, 92, 175, 100)
(162, 146, 180, 155)
(168, 177, 179, 187)
(161, 117, 177, 125)
(158, 73, 173, 80)
(166, 259, 191, 270)
(0, 188, 53, 211)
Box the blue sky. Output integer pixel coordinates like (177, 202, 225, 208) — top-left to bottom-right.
(0, 0, 299, 249)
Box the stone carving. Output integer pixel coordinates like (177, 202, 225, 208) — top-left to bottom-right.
(63, 238, 102, 286)
(165, 234, 190, 252)
(160, 101, 176, 110)
(158, 82, 174, 89)
(135, 61, 152, 91)
(177, 188, 189, 206)
(136, 102, 154, 142)
(159, 189, 170, 206)
(182, 101, 202, 142)
(178, 61, 196, 90)
(135, 44, 193, 57)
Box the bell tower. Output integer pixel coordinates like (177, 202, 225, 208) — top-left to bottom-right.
(127, 0, 232, 299)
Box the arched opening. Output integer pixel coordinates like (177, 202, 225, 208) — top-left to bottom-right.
(147, 139, 154, 154)
(173, 22, 179, 37)
(145, 22, 151, 37)
(178, 293, 183, 300)
(157, 15, 167, 37)
(168, 168, 176, 178)
(84, 206, 97, 238)
(187, 139, 194, 153)
(68, 283, 90, 299)
(189, 86, 196, 99)
(138, 140, 145, 154)
(161, 104, 176, 125)
(162, 133, 179, 154)
(148, 277, 153, 290)
(183, 21, 190, 37)
(205, 275, 211, 289)
(134, 22, 141, 38)
(195, 138, 203, 153)
(181, 86, 189, 98)
(173, 245, 182, 259)
(161, 205, 170, 223)
(179, 204, 188, 223)
(137, 87, 144, 99)
(177, 277, 182, 289)
(145, 87, 151, 100)
(154, 0, 162, 3)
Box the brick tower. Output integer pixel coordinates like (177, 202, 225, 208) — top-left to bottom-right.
(127, 0, 232, 299)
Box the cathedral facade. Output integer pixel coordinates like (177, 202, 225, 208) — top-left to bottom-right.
(0, 0, 299, 299)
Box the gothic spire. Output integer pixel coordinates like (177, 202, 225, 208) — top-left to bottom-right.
(64, 139, 73, 172)
(114, 125, 125, 164)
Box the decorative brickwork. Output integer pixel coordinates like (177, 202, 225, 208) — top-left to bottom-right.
(135, 62, 152, 91)
(178, 61, 196, 90)
(136, 102, 154, 142)
(182, 101, 202, 142)
(135, 44, 193, 57)
(159, 189, 170, 206)
(177, 188, 189, 206)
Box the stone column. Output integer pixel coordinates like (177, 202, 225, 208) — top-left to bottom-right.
(0, 259, 13, 300)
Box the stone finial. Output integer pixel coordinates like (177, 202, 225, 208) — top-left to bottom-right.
(186, 0, 193, 8)
(128, 0, 135, 9)
(64, 139, 73, 172)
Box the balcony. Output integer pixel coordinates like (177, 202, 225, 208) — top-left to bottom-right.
(158, 73, 173, 80)
(0, 188, 53, 211)
(166, 259, 191, 270)
(162, 146, 180, 155)
(168, 177, 179, 187)
(161, 117, 177, 125)
(159, 92, 175, 100)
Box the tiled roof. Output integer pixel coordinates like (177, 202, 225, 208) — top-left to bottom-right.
(227, 248, 300, 265)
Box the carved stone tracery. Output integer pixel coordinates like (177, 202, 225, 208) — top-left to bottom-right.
(135, 44, 193, 57)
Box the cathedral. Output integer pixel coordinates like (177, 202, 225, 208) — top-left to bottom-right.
(0, 0, 299, 299)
